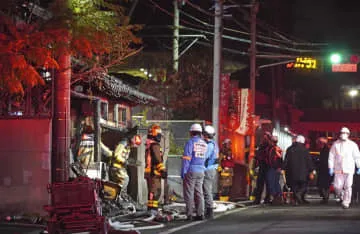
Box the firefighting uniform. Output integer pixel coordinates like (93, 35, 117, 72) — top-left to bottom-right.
(203, 139, 219, 213)
(218, 146, 235, 201)
(107, 140, 131, 196)
(329, 139, 360, 207)
(77, 133, 95, 169)
(181, 136, 208, 218)
(145, 139, 166, 210)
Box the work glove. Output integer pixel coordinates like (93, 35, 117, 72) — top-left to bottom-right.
(217, 166, 222, 173)
(356, 168, 360, 175)
(160, 170, 168, 179)
(329, 168, 334, 176)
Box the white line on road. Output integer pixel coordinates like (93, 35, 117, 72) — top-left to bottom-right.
(158, 206, 251, 234)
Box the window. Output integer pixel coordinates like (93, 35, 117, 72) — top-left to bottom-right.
(100, 101, 108, 120)
(114, 104, 128, 126)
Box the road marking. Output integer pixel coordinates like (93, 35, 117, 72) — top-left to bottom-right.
(158, 206, 250, 234)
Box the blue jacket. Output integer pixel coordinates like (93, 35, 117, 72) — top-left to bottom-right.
(181, 136, 208, 178)
(205, 139, 219, 171)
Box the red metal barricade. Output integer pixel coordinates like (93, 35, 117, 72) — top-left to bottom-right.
(44, 176, 108, 234)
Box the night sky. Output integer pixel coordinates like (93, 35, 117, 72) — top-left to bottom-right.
(130, 0, 360, 110)
(286, 0, 360, 109)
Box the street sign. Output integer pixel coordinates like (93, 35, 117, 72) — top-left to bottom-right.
(332, 64, 357, 72)
(286, 57, 317, 70)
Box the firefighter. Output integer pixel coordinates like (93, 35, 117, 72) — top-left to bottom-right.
(77, 118, 95, 170)
(181, 123, 208, 221)
(329, 127, 360, 209)
(145, 124, 167, 211)
(218, 138, 235, 201)
(203, 125, 219, 219)
(102, 135, 142, 198)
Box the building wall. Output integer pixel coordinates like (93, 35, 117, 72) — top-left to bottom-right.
(0, 119, 51, 215)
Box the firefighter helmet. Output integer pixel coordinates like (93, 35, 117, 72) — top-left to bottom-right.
(148, 124, 162, 142)
(131, 135, 142, 146)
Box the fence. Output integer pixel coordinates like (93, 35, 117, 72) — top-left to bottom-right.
(144, 120, 206, 201)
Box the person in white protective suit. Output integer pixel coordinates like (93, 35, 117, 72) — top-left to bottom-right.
(328, 127, 360, 209)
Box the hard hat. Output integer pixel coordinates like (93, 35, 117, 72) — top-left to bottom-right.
(223, 138, 231, 145)
(296, 135, 305, 144)
(204, 125, 216, 136)
(340, 127, 350, 134)
(148, 124, 162, 137)
(190, 123, 202, 132)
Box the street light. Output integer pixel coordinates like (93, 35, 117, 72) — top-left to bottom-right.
(348, 89, 358, 97)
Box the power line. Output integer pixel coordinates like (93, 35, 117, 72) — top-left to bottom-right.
(227, 0, 311, 44)
(180, 25, 323, 53)
(183, 0, 214, 17)
(146, 0, 208, 30)
(144, 1, 325, 53)
(195, 41, 298, 59)
(179, 9, 328, 47)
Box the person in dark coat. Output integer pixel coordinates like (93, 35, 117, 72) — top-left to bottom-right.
(253, 132, 272, 204)
(316, 137, 332, 204)
(282, 135, 315, 205)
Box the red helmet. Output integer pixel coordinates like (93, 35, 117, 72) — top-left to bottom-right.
(131, 135, 142, 146)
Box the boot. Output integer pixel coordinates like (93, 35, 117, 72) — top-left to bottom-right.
(205, 207, 214, 219)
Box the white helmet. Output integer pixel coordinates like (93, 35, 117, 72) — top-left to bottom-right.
(190, 123, 202, 132)
(340, 127, 350, 134)
(204, 125, 215, 136)
(296, 135, 305, 144)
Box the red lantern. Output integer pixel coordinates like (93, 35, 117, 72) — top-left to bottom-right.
(350, 55, 359, 64)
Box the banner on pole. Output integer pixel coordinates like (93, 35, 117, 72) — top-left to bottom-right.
(218, 73, 230, 143)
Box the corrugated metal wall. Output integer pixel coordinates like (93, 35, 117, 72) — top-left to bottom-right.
(272, 128, 293, 158)
(0, 119, 51, 215)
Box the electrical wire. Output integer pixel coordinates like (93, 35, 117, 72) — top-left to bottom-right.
(146, 0, 208, 30)
(227, 0, 326, 45)
(183, 0, 215, 17)
(180, 25, 322, 53)
(144, 0, 326, 54)
(179, 9, 327, 47)
(195, 40, 298, 59)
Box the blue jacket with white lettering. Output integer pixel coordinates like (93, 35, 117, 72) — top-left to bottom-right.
(181, 136, 208, 178)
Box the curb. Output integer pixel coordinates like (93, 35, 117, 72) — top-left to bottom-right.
(0, 222, 46, 229)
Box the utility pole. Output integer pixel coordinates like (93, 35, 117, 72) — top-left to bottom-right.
(248, 0, 258, 178)
(212, 0, 223, 143)
(250, 0, 258, 112)
(173, 0, 179, 72)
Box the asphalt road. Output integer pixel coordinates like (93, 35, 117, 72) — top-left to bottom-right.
(3, 199, 360, 234)
(142, 200, 360, 234)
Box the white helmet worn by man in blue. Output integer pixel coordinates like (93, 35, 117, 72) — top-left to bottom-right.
(190, 123, 202, 133)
